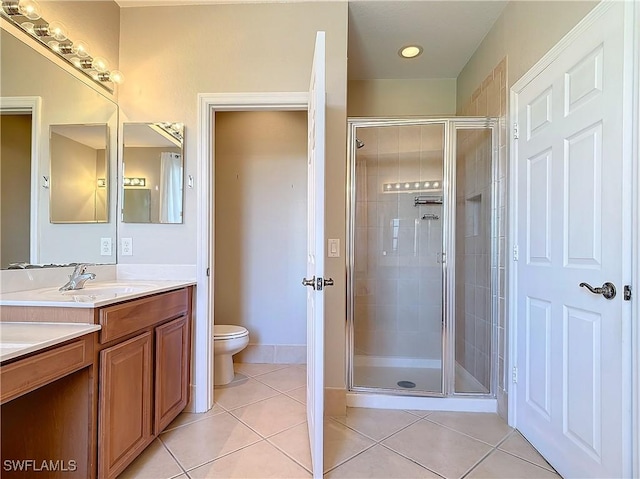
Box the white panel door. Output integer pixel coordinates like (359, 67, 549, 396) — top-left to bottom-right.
(513, 3, 631, 478)
(304, 31, 326, 479)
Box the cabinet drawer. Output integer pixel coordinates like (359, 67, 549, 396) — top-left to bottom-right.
(0, 335, 93, 404)
(99, 289, 189, 344)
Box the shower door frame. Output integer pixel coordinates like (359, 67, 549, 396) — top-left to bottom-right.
(346, 117, 499, 399)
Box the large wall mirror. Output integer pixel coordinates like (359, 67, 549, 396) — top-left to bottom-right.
(50, 124, 109, 223)
(0, 27, 118, 268)
(122, 123, 184, 224)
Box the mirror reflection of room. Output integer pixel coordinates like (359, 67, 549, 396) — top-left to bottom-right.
(49, 124, 108, 223)
(122, 123, 184, 224)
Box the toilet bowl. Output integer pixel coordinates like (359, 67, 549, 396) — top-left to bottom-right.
(213, 325, 249, 386)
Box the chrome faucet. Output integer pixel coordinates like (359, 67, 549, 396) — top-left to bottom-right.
(59, 264, 96, 291)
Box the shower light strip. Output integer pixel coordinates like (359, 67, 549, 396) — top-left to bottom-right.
(383, 180, 442, 193)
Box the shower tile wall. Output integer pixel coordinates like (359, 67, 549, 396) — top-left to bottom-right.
(458, 59, 508, 409)
(455, 129, 493, 391)
(354, 125, 444, 364)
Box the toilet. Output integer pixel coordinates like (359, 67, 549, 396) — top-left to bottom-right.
(213, 325, 249, 386)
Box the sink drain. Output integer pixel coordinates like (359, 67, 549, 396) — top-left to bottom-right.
(397, 380, 416, 389)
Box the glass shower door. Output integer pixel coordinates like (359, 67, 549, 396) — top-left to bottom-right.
(350, 122, 445, 394)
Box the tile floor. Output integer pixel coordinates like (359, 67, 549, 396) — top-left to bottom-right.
(119, 363, 561, 479)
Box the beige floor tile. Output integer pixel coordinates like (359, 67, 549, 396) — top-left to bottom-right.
(213, 377, 279, 409)
(268, 422, 312, 472)
(466, 449, 561, 479)
(285, 386, 307, 405)
(324, 419, 375, 472)
(382, 419, 491, 479)
(160, 412, 261, 470)
(230, 394, 307, 437)
(499, 431, 556, 472)
(234, 363, 289, 377)
(332, 407, 420, 441)
(118, 438, 184, 479)
(325, 444, 440, 478)
(427, 411, 513, 445)
(187, 440, 311, 478)
(253, 366, 307, 392)
(164, 404, 226, 431)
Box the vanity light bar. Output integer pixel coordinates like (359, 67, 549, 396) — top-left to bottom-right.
(0, 0, 124, 92)
(123, 177, 146, 187)
(383, 180, 442, 193)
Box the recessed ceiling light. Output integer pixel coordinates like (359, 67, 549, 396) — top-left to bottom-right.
(399, 45, 423, 59)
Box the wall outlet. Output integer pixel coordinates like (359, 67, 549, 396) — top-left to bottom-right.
(100, 237, 112, 256)
(122, 238, 133, 256)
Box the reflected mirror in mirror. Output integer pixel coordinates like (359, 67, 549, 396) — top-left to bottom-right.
(122, 123, 184, 224)
(50, 124, 109, 223)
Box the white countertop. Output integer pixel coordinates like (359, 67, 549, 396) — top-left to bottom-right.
(0, 280, 195, 308)
(0, 322, 101, 362)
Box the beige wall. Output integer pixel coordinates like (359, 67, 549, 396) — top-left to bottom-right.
(456, 0, 598, 108)
(39, 1, 120, 74)
(215, 111, 308, 351)
(0, 114, 31, 268)
(348, 79, 456, 117)
(118, 2, 348, 389)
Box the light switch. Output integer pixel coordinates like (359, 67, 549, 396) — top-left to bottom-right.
(328, 239, 340, 258)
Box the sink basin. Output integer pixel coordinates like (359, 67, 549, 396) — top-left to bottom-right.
(61, 282, 159, 297)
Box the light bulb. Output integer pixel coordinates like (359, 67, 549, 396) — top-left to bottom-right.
(404, 183, 410, 189)
(109, 70, 124, 84)
(72, 41, 90, 58)
(91, 56, 108, 72)
(47, 21, 67, 41)
(18, 0, 41, 20)
(424, 182, 430, 188)
(433, 181, 440, 188)
(20, 21, 36, 34)
(414, 182, 420, 188)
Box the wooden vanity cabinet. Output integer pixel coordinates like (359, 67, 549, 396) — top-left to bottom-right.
(96, 287, 192, 479)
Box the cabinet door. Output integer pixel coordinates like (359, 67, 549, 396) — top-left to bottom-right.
(154, 315, 190, 433)
(98, 332, 153, 479)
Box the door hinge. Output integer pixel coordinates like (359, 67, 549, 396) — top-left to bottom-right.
(513, 244, 519, 262)
(206, 267, 210, 277)
(624, 285, 632, 301)
(513, 122, 519, 140)
(512, 366, 518, 384)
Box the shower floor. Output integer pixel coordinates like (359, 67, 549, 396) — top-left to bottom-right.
(353, 362, 489, 395)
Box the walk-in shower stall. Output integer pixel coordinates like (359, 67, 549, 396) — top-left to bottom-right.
(347, 118, 498, 400)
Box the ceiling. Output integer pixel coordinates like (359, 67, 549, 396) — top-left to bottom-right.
(115, 0, 507, 81)
(348, 1, 507, 80)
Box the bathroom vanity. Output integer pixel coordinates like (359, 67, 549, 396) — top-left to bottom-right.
(0, 281, 194, 479)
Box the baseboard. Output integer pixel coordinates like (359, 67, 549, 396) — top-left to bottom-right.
(235, 344, 306, 364)
(325, 387, 347, 416)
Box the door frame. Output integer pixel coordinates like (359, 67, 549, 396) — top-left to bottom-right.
(194, 92, 308, 412)
(507, 0, 640, 475)
(0, 96, 41, 264)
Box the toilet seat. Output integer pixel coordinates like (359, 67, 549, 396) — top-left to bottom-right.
(214, 325, 248, 340)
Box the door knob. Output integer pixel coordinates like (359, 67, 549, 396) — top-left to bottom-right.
(579, 281, 616, 300)
(302, 276, 316, 289)
(323, 278, 334, 287)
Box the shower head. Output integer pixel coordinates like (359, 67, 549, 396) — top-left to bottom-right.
(355, 138, 365, 149)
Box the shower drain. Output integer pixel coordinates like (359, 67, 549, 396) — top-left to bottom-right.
(397, 380, 416, 389)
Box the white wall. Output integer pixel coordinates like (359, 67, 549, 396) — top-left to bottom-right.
(214, 111, 307, 350)
(348, 79, 456, 117)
